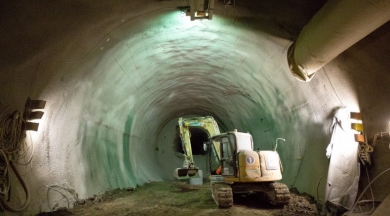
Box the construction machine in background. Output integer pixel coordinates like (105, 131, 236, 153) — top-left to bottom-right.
(174, 116, 290, 208)
(174, 116, 220, 179)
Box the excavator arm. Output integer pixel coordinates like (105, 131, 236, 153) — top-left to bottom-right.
(174, 116, 221, 179)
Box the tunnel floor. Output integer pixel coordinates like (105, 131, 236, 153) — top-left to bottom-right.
(37, 181, 318, 216)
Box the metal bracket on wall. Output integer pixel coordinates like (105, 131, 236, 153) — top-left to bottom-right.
(188, 0, 215, 21)
(351, 112, 373, 165)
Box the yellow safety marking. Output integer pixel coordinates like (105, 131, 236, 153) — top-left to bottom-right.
(351, 123, 364, 131)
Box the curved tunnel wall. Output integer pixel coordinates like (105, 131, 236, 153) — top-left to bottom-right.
(1, 1, 389, 214)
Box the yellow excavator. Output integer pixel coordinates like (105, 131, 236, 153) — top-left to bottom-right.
(174, 116, 290, 208)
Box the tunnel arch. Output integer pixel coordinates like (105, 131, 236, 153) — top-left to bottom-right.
(85, 8, 330, 190)
(28, 4, 331, 202)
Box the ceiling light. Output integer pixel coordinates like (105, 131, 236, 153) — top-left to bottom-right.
(186, 0, 215, 21)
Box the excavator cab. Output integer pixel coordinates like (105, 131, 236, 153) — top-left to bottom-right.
(214, 130, 253, 176)
(209, 130, 290, 207)
(210, 130, 283, 181)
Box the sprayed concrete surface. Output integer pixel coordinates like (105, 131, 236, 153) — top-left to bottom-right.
(0, 0, 390, 215)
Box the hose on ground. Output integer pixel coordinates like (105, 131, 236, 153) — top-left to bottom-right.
(350, 167, 390, 214)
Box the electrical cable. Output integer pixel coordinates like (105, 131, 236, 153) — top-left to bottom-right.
(0, 150, 10, 196)
(0, 110, 31, 212)
(0, 162, 30, 212)
(350, 167, 390, 215)
(0, 111, 24, 159)
(358, 142, 373, 165)
(372, 132, 390, 147)
(355, 166, 376, 215)
(46, 186, 70, 211)
(14, 134, 34, 166)
(46, 184, 79, 211)
(349, 131, 390, 215)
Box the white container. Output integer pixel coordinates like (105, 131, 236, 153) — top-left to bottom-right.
(189, 170, 203, 185)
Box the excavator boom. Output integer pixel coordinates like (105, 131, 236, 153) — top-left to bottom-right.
(175, 116, 221, 179)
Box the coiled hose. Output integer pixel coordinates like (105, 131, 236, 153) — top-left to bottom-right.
(0, 162, 30, 212)
(0, 110, 31, 211)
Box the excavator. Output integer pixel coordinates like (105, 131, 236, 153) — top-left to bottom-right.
(174, 116, 220, 179)
(174, 116, 290, 208)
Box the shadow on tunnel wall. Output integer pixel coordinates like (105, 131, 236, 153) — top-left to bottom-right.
(0, 1, 130, 69)
(232, 0, 327, 39)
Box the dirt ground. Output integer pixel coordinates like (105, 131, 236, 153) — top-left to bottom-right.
(38, 181, 319, 216)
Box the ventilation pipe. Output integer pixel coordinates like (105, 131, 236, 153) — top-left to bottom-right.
(287, 0, 390, 82)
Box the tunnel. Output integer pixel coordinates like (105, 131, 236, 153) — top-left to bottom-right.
(1, 0, 390, 214)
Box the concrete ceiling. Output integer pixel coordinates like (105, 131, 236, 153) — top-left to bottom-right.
(1, 0, 390, 214)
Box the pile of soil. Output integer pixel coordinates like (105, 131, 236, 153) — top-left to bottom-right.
(38, 181, 319, 216)
(281, 193, 318, 215)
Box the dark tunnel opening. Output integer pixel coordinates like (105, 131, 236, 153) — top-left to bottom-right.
(189, 128, 209, 155)
(174, 126, 209, 155)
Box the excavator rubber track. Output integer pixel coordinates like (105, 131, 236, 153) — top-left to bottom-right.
(211, 183, 233, 208)
(263, 182, 290, 206)
(231, 182, 290, 206)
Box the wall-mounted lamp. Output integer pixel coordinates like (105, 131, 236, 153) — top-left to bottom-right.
(350, 112, 364, 142)
(187, 0, 215, 21)
(23, 97, 46, 131)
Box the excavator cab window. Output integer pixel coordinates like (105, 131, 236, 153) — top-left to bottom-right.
(220, 135, 236, 176)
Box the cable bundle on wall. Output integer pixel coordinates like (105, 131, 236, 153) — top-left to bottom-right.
(0, 110, 30, 212)
(350, 132, 390, 215)
(0, 111, 24, 159)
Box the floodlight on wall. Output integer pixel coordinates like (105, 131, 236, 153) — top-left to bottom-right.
(187, 0, 215, 21)
(350, 112, 364, 142)
(23, 97, 46, 131)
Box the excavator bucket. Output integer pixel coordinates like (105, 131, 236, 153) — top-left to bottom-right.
(174, 168, 200, 179)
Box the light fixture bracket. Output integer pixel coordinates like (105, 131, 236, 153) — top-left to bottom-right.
(187, 0, 215, 21)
